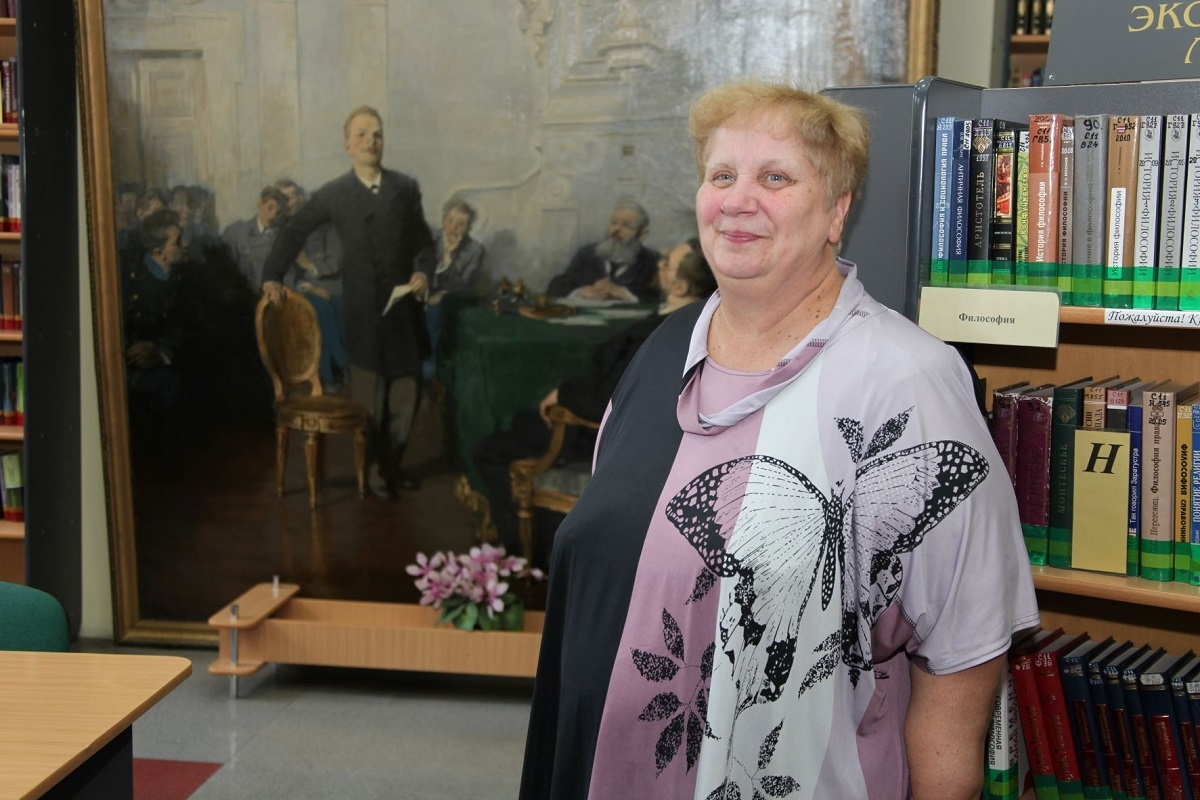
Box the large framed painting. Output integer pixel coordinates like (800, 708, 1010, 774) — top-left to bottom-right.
(76, 0, 938, 645)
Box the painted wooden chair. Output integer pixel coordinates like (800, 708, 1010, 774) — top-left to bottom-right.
(508, 404, 599, 562)
(254, 289, 369, 508)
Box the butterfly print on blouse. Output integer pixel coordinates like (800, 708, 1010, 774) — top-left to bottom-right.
(664, 408, 990, 714)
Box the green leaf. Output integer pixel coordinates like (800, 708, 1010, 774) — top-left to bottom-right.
(457, 602, 480, 631)
(477, 609, 501, 631)
(501, 599, 525, 631)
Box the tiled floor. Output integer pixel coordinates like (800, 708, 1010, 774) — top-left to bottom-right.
(80, 640, 533, 799)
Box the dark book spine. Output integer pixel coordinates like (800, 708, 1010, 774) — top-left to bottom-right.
(1107, 661, 1147, 798)
(968, 118, 996, 286)
(1129, 402, 1145, 577)
(992, 388, 1023, 489)
(1062, 655, 1109, 795)
(1089, 664, 1127, 798)
(1142, 672, 1189, 800)
(990, 121, 1023, 285)
(1171, 667, 1200, 791)
(1017, 393, 1054, 565)
(948, 118, 973, 287)
(1050, 383, 1089, 568)
(1123, 668, 1163, 800)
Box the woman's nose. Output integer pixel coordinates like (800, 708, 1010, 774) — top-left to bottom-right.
(720, 178, 756, 214)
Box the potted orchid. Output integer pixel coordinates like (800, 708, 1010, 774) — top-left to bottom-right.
(406, 543, 544, 632)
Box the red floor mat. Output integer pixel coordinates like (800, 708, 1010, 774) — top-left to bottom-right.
(133, 758, 222, 800)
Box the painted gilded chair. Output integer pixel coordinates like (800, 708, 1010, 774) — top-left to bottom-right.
(255, 289, 369, 508)
(508, 404, 600, 562)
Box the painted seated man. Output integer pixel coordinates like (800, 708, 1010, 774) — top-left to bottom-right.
(222, 185, 288, 291)
(474, 238, 716, 562)
(545, 201, 660, 303)
(424, 197, 486, 380)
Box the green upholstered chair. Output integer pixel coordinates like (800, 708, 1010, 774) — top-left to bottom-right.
(0, 581, 70, 651)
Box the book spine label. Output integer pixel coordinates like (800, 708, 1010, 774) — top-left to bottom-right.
(1133, 116, 1163, 310)
(1073, 115, 1109, 307)
(969, 119, 996, 286)
(1157, 114, 1188, 310)
(1017, 129, 1032, 286)
(1105, 116, 1141, 309)
(991, 123, 1020, 285)
(930, 117, 954, 286)
(1059, 125, 1076, 304)
(949, 118, 973, 287)
(1142, 390, 1178, 581)
(1029, 114, 1064, 289)
(1180, 115, 1200, 310)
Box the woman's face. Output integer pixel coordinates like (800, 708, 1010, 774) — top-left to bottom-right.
(696, 118, 849, 291)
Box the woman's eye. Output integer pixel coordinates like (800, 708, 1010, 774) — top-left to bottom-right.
(763, 172, 792, 186)
(711, 172, 734, 185)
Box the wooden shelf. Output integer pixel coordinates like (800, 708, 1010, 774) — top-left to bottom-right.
(0, 124, 16, 142)
(0, 330, 21, 344)
(1032, 565, 1200, 614)
(1009, 34, 1050, 54)
(0, 232, 19, 245)
(0, 424, 22, 442)
(0, 518, 22, 540)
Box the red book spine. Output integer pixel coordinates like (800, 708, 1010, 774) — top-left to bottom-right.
(1013, 654, 1059, 791)
(1034, 638, 1088, 791)
(1092, 694, 1126, 797)
(1068, 694, 1104, 791)
(1111, 705, 1143, 798)
(1149, 714, 1186, 799)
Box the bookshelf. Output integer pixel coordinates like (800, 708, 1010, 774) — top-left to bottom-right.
(0, 8, 17, 585)
(836, 77, 1200, 663)
(1008, 33, 1049, 87)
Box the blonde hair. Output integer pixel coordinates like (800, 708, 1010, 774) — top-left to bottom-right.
(343, 105, 383, 141)
(688, 80, 870, 208)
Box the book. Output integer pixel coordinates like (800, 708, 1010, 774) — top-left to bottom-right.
(1127, 382, 1166, 578)
(1058, 123, 1075, 304)
(1189, 666, 1200, 784)
(1169, 655, 1200, 791)
(1017, 128, 1032, 286)
(949, 118, 974, 287)
(1122, 647, 1169, 800)
(1142, 381, 1200, 581)
(930, 116, 955, 286)
(1106, 379, 1149, 434)
(1029, 114, 1071, 290)
(1073, 427, 1133, 574)
(1034, 631, 1092, 798)
(1013, 629, 1067, 800)
(1193, 405, 1200, 589)
(0, 449, 21, 522)
(1156, 114, 1189, 310)
(1088, 640, 1136, 799)
(1017, 384, 1057, 565)
(0, 259, 14, 330)
(1132, 115, 1163, 310)
(1180, 115, 1200, 310)
(1072, 115, 1110, 307)
(1061, 636, 1116, 799)
(1178, 400, 1196, 585)
(1084, 376, 1133, 431)
(991, 120, 1025, 285)
(1049, 376, 1104, 569)
(1138, 650, 1195, 800)
(1104, 644, 1156, 799)
(969, 118, 997, 286)
(987, 669, 1026, 800)
(993, 381, 1032, 490)
(1104, 116, 1142, 309)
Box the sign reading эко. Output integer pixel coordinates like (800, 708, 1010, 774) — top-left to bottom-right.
(917, 286, 1061, 348)
(1045, 0, 1200, 85)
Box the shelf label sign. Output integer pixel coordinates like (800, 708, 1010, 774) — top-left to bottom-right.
(1046, 0, 1200, 84)
(917, 286, 1061, 347)
(1103, 308, 1200, 327)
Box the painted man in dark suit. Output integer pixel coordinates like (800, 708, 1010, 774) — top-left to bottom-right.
(545, 201, 660, 303)
(262, 105, 434, 498)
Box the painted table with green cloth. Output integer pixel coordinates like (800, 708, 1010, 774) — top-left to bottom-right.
(438, 303, 650, 499)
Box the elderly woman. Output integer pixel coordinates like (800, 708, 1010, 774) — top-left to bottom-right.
(519, 81, 1039, 799)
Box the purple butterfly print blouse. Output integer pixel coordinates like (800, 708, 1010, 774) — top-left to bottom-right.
(519, 261, 1040, 800)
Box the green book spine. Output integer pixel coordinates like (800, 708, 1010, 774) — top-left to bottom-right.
(1180, 115, 1200, 310)
(1049, 380, 1091, 568)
